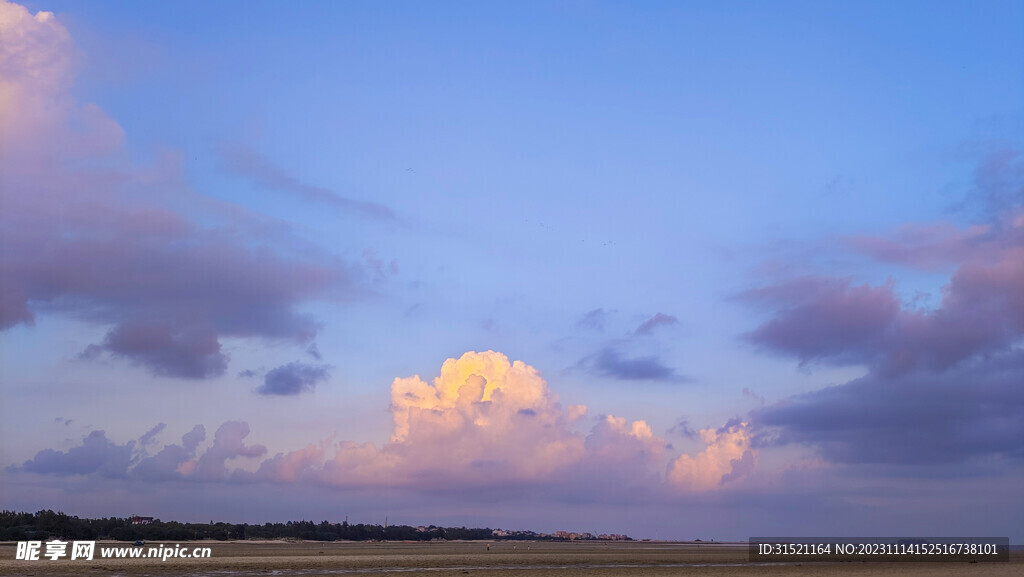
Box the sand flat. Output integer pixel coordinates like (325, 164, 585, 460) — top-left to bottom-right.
(0, 540, 1018, 576)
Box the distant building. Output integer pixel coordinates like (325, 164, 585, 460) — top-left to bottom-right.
(130, 516, 154, 525)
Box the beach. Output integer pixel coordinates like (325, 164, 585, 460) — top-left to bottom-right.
(1, 540, 1020, 577)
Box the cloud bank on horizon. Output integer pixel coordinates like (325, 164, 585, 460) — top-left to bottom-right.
(14, 351, 756, 494)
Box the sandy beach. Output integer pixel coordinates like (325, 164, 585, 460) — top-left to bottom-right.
(1, 540, 1019, 577)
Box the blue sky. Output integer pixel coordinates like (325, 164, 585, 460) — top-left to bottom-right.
(2, 0, 1023, 540)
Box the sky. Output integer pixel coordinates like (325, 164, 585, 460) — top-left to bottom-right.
(1, 0, 1023, 541)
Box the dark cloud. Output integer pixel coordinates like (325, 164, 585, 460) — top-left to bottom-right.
(741, 261, 1023, 375)
(634, 313, 679, 335)
(0, 22, 378, 380)
(754, 351, 1024, 465)
(217, 143, 395, 220)
(19, 431, 135, 478)
(585, 347, 689, 382)
(306, 342, 322, 361)
(668, 419, 697, 439)
(740, 276, 902, 368)
(102, 322, 228, 379)
(746, 154, 1024, 466)
(2, 193, 361, 379)
(257, 362, 331, 396)
(138, 423, 166, 447)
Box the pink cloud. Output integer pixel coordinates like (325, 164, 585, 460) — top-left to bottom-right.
(667, 422, 756, 491)
(17, 351, 752, 494)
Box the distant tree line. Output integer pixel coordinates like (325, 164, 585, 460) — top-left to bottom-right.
(0, 510, 613, 542)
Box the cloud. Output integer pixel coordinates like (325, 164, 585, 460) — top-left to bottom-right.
(667, 422, 756, 490)
(0, 2, 372, 379)
(192, 422, 267, 481)
(741, 253, 1024, 375)
(741, 387, 766, 406)
(138, 423, 166, 447)
(306, 342, 322, 360)
(740, 277, 903, 368)
(742, 151, 1024, 468)
(16, 351, 747, 495)
(754, 350, 1024, 465)
(742, 151, 1024, 376)
(257, 444, 326, 483)
(848, 222, 997, 271)
(584, 347, 690, 382)
(257, 362, 331, 396)
(101, 322, 229, 379)
(634, 313, 679, 335)
(576, 308, 609, 332)
(20, 431, 135, 478)
(668, 419, 698, 439)
(133, 425, 206, 481)
(379, 351, 585, 485)
(567, 404, 588, 422)
(581, 415, 666, 488)
(217, 142, 396, 220)
(963, 148, 1024, 220)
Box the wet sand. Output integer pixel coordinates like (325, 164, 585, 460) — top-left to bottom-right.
(0, 540, 1019, 576)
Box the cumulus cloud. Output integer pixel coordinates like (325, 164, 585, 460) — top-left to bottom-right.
(380, 351, 585, 485)
(19, 431, 135, 478)
(133, 425, 206, 481)
(257, 362, 331, 396)
(0, 1, 373, 378)
(257, 444, 326, 483)
(192, 421, 267, 481)
(217, 142, 396, 220)
(567, 404, 588, 422)
(580, 415, 666, 489)
(634, 313, 679, 335)
(16, 351, 748, 494)
(667, 421, 756, 490)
